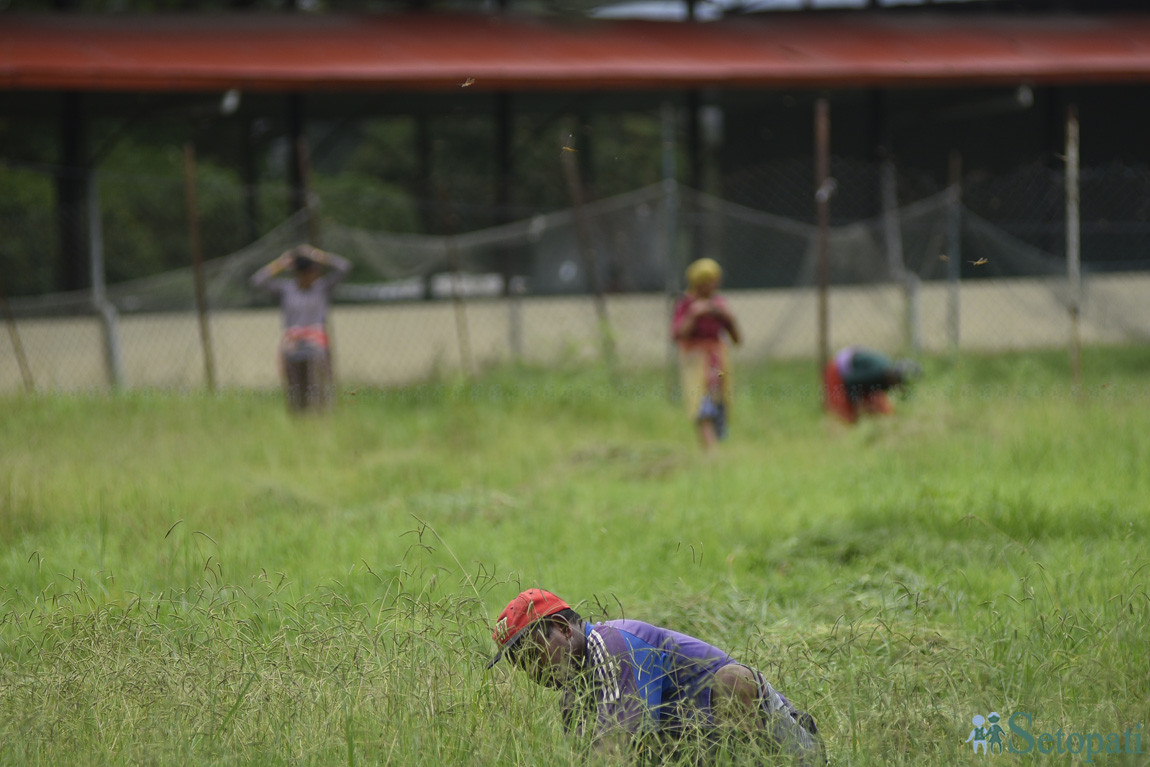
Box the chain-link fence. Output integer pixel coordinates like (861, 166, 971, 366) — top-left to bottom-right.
(2, 157, 1148, 394)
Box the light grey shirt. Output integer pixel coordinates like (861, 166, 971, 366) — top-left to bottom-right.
(250, 254, 351, 329)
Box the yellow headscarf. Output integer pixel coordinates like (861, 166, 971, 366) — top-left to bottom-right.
(685, 258, 722, 290)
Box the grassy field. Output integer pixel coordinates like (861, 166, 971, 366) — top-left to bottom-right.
(1, 347, 1147, 766)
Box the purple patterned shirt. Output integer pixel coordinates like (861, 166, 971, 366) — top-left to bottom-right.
(562, 619, 736, 742)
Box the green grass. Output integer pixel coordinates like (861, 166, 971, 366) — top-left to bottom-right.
(1, 346, 1148, 765)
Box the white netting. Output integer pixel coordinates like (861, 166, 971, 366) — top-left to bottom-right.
(3, 177, 1148, 393)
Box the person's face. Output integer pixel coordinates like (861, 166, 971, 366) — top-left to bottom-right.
(508, 621, 577, 689)
(295, 267, 321, 289)
(693, 277, 719, 298)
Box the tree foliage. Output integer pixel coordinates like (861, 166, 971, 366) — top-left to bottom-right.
(0, 163, 57, 297)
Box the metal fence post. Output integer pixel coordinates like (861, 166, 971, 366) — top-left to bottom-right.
(88, 170, 122, 389)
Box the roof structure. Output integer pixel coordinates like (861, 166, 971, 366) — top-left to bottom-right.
(2, 11, 1150, 93)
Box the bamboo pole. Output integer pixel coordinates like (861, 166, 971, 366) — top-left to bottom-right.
(946, 150, 963, 353)
(1065, 105, 1083, 392)
(814, 99, 832, 371)
(0, 271, 34, 393)
(436, 184, 475, 379)
(560, 128, 617, 378)
(880, 157, 920, 354)
(182, 142, 217, 393)
(661, 100, 680, 402)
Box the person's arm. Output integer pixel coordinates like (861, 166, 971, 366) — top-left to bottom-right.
(711, 296, 741, 345)
(306, 247, 352, 289)
(592, 730, 631, 760)
(561, 682, 636, 759)
(670, 296, 692, 340)
(249, 251, 294, 291)
(561, 684, 594, 740)
(672, 297, 713, 341)
(589, 656, 649, 754)
(711, 664, 761, 732)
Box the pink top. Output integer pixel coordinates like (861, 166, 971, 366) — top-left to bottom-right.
(671, 294, 735, 343)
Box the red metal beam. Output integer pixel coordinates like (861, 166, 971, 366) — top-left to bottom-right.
(3, 12, 1150, 93)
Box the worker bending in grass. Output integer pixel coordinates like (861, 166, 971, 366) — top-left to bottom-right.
(488, 589, 827, 766)
(822, 345, 920, 425)
(250, 244, 350, 412)
(671, 258, 741, 452)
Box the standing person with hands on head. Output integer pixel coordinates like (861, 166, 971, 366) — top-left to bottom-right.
(488, 588, 826, 766)
(250, 244, 351, 412)
(672, 258, 741, 452)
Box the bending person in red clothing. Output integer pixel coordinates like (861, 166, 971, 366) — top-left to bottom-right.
(671, 258, 741, 451)
(823, 345, 918, 424)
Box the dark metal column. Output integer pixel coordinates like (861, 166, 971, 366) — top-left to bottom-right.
(286, 93, 306, 216)
(56, 92, 87, 291)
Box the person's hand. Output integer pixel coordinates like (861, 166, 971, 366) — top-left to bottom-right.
(710, 298, 734, 320)
(271, 251, 295, 273)
(691, 298, 715, 317)
(311, 246, 335, 266)
(593, 731, 630, 760)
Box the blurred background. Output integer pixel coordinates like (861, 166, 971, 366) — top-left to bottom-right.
(2, 0, 1149, 392)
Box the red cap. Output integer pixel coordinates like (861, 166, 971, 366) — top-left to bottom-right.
(487, 588, 570, 669)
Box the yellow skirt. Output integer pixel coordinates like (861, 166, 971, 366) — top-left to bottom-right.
(678, 339, 731, 420)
